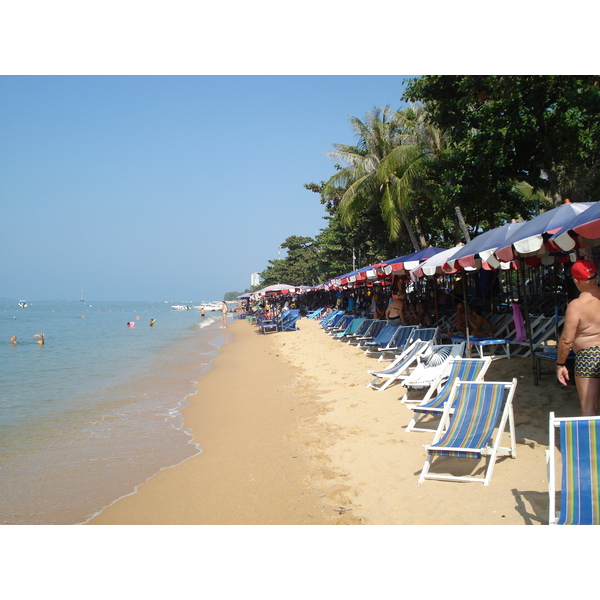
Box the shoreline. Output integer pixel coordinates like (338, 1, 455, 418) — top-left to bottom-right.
(88, 318, 347, 524)
(89, 316, 580, 525)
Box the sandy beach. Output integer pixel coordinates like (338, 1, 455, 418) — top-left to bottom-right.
(88, 316, 580, 526)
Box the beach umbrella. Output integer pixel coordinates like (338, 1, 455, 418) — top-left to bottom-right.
(446, 220, 525, 271)
(410, 246, 463, 278)
(378, 247, 447, 276)
(549, 201, 600, 251)
(494, 201, 594, 262)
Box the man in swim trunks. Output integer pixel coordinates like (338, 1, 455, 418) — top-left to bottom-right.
(557, 259, 600, 416)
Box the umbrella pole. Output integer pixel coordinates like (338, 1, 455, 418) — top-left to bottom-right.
(462, 274, 471, 358)
(519, 257, 538, 386)
(433, 277, 440, 328)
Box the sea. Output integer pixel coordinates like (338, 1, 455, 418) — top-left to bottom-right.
(0, 299, 232, 525)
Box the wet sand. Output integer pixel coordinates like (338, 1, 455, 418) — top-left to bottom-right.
(89, 316, 580, 525)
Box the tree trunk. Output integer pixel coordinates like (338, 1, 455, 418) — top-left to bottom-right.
(400, 207, 421, 251)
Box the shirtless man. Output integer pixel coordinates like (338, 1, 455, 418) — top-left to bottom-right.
(34, 332, 44, 345)
(557, 260, 600, 416)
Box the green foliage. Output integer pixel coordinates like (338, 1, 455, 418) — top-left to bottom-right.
(256, 79, 600, 286)
(403, 75, 600, 207)
(223, 291, 242, 301)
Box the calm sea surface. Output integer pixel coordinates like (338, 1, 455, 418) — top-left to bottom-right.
(0, 300, 231, 524)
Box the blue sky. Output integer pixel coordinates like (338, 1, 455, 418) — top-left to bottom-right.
(1, 75, 412, 301)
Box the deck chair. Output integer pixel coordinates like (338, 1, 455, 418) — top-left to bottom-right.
(418, 378, 518, 485)
(328, 314, 354, 335)
(547, 412, 600, 525)
(260, 309, 298, 333)
(398, 342, 466, 403)
(334, 317, 365, 340)
(363, 324, 410, 356)
(511, 315, 563, 357)
(319, 309, 343, 328)
(379, 327, 439, 362)
(321, 311, 346, 331)
(258, 309, 290, 333)
(367, 339, 433, 391)
(349, 320, 386, 346)
(281, 310, 301, 331)
(345, 319, 376, 345)
(405, 357, 492, 432)
(307, 308, 325, 319)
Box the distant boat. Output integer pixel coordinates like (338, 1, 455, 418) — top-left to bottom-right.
(171, 305, 192, 310)
(195, 302, 223, 312)
(18, 301, 27, 308)
(80, 288, 85, 302)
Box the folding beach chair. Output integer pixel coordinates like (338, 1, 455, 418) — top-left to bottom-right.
(379, 327, 439, 362)
(369, 325, 416, 360)
(398, 343, 466, 403)
(547, 412, 600, 525)
(281, 310, 301, 331)
(363, 323, 410, 356)
(367, 339, 433, 391)
(328, 314, 354, 336)
(418, 379, 518, 485)
(334, 316, 365, 341)
(307, 308, 325, 319)
(511, 315, 563, 357)
(345, 319, 375, 345)
(258, 309, 290, 334)
(321, 310, 346, 331)
(349, 320, 387, 347)
(405, 357, 492, 432)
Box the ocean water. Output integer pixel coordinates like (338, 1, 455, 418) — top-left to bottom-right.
(0, 300, 231, 524)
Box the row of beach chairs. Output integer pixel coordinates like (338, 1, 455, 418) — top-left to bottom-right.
(316, 310, 596, 524)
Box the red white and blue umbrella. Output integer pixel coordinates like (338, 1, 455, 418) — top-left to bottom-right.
(446, 220, 525, 271)
(494, 201, 593, 262)
(378, 247, 447, 276)
(410, 245, 463, 277)
(549, 201, 600, 251)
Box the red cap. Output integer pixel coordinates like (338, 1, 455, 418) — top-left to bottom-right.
(571, 259, 597, 281)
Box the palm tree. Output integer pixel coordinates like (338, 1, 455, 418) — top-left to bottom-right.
(322, 105, 444, 252)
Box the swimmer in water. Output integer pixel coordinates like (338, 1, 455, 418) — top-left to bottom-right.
(149, 319, 156, 327)
(34, 333, 44, 345)
(11, 335, 17, 344)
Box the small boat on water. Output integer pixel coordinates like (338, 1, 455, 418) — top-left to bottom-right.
(18, 301, 27, 308)
(196, 302, 223, 312)
(171, 304, 192, 310)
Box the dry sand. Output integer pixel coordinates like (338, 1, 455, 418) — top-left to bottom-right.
(88, 316, 580, 525)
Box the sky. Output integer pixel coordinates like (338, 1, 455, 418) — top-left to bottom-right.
(1, 4, 595, 302)
(1, 75, 414, 301)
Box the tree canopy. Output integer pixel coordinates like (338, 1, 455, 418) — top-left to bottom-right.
(255, 76, 599, 289)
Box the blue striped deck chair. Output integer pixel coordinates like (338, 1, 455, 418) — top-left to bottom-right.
(260, 309, 298, 333)
(353, 320, 387, 347)
(418, 379, 518, 485)
(345, 319, 376, 345)
(547, 413, 600, 525)
(369, 325, 415, 360)
(281, 310, 301, 331)
(307, 308, 325, 319)
(334, 317, 365, 340)
(259, 309, 290, 333)
(321, 310, 345, 330)
(363, 324, 408, 356)
(367, 339, 433, 391)
(405, 357, 492, 432)
(399, 342, 466, 403)
(379, 327, 439, 362)
(328, 314, 354, 336)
